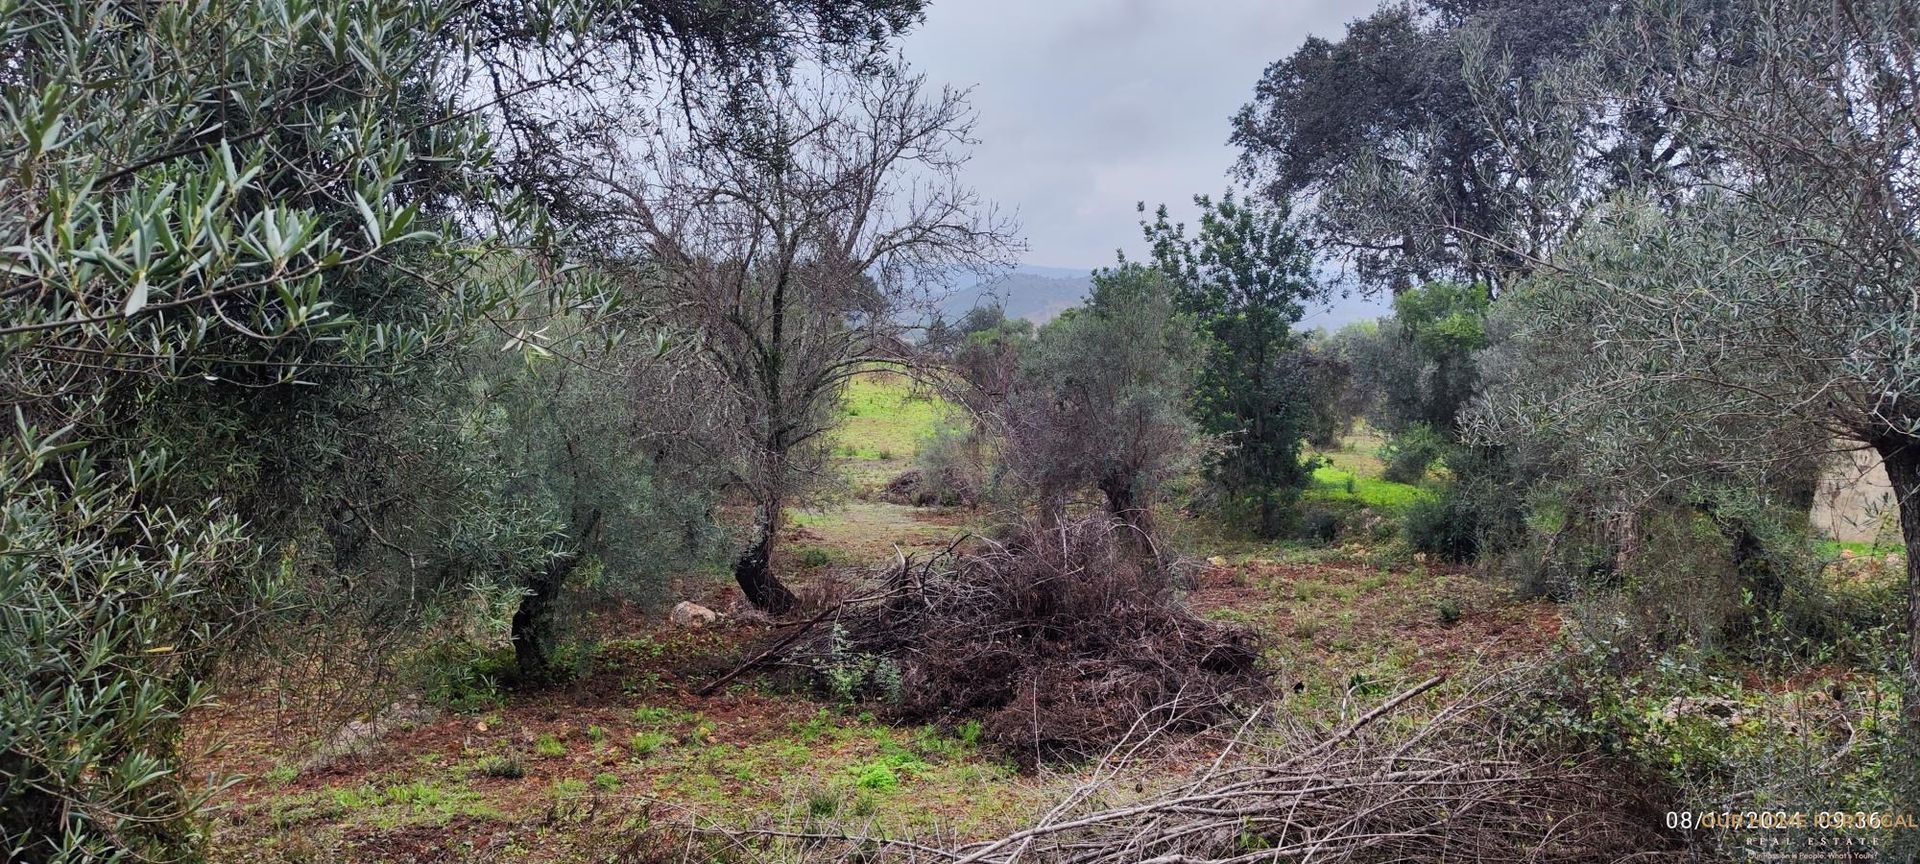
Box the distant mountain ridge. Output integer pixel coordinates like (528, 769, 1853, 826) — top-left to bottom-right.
(939, 266, 1092, 324)
(937, 264, 1391, 332)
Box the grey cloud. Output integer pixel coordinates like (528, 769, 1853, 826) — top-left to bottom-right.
(902, 0, 1358, 268)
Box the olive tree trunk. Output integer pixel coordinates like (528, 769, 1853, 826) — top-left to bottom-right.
(1876, 438, 1920, 801)
(511, 509, 601, 685)
(734, 499, 798, 615)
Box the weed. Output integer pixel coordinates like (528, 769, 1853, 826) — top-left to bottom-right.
(631, 705, 685, 727)
(955, 720, 984, 748)
(472, 755, 525, 779)
(853, 761, 899, 790)
(586, 724, 606, 744)
(797, 546, 837, 569)
(1435, 597, 1463, 626)
(806, 789, 841, 817)
(793, 709, 835, 744)
(416, 644, 512, 713)
(534, 733, 566, 758)
(331, 785, 381, 811)
(593, 772, 621, 792)
(630, 731, 670, 758)
(263, 763, 298, 786)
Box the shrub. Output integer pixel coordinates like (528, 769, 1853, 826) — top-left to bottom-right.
(1299, 506, 1340, 544)
(1403, 489, 1482, 563)
(796, 546, 837, 569)
(888, 421, 987, 507)
(1380, 423, 1448, 484)
(416, 644, 513, 713)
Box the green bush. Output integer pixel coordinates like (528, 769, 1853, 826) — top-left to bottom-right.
(417, 644, 513, 712)
(1380, 423, 1448, 484)
(1299, 505, 1340, 544)
(1403, 488, 1482, 562)
(796, 546, 837, 569)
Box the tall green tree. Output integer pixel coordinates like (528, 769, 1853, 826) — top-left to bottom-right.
(1141, 193, 1318, 537)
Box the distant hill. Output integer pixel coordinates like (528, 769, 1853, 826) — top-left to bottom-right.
(940, 267, 1092, 324)
(934, 265, 1392, 331)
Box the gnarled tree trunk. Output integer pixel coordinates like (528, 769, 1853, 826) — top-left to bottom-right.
(734, 499, 798, 615)
(511, 509, 601, 685)
(1099, 472, 1167, 581)
(1876, 436, 1920, 804)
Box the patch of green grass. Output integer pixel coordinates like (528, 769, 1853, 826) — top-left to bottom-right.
(534, 733, 566, 758)
(631, 705, 691, 727)
(1304, 465, 1433, 515)
(1816, 539, 1905, 558)
(792, 708, 836, 745)
(795, 545, 842, 568)
(263, 763, 299, 786)
(593, 772, 621, 792)
(319, 780, 502, 828)
(836, 374, 947, 454)
(852, 761, 900, 790)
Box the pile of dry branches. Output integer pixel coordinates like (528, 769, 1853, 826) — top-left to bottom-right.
(794, 517, 1269, 765)
(879, 467, 979, 507)
(924, 676, 1684, 863)
(663, 674, 1686, 864)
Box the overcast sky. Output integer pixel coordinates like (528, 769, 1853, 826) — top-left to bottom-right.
(899, 1, 1358, 271)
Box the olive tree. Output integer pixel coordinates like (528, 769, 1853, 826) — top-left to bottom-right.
(994, 265, 1201, 561)
(1472, 0, 1920, 800)
(583, 69, 1016, 614)
(0, 0, 929, 855)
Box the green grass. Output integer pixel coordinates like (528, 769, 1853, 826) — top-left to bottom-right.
(831, 372, 954, 487)
(838, 374, 947, 451)
(1304, 464, 1432, 514)
(1816, 539, 1905, 558)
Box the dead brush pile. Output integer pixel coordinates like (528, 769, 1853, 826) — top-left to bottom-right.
(668, 675, 1688, 864)
(879, 466, 978, 507)
(797, 517, 1269, 765)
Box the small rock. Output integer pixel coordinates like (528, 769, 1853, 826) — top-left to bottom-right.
(670, 601, 718, 628)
